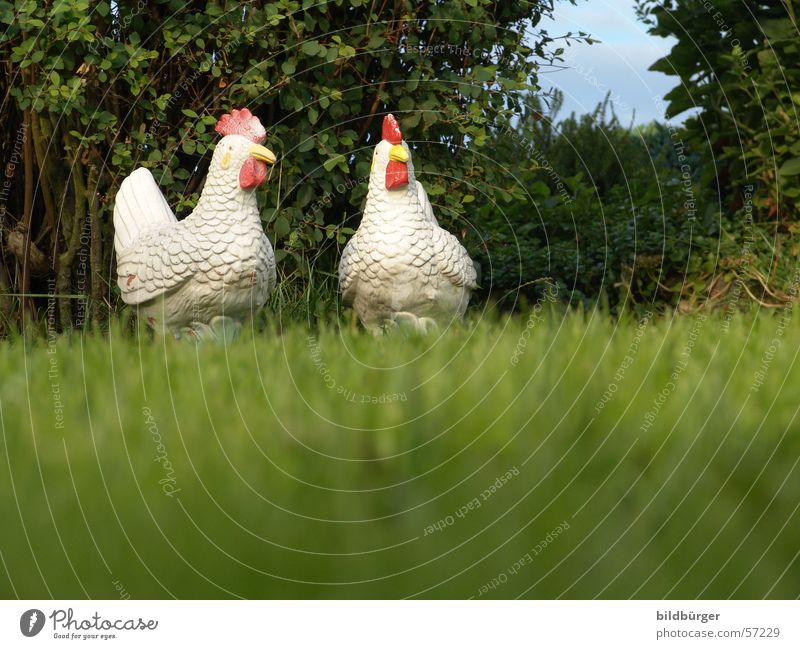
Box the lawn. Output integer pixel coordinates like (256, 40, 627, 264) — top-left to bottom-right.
(1, 309, 799, 598)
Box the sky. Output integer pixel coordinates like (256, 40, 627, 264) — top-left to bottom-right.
(536, 0, 682, 125)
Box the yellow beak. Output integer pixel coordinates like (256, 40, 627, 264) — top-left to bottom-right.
(250, 143, 277, 165)
(389, 144, 409, 163)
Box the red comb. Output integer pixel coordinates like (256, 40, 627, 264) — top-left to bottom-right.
(215, 108, 266, 144)
(382, 114, 402, 144)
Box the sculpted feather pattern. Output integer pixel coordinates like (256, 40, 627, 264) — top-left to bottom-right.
(432, 226, 478, 289)
(113, 127, 277, 335)
(339, 235, 363, 305)
(338, 125, 477, 331)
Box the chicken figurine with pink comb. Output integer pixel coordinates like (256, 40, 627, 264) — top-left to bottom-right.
(339, 114, 477, 333)
(114, 108, 278, 341)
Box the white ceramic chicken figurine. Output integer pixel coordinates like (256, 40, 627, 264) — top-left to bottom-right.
(339, 114, 477, 333)
(114, 108, 278, 341)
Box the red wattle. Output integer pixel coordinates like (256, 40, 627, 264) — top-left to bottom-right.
(239, 158, 267, 189)
(386, 160, 408, 190)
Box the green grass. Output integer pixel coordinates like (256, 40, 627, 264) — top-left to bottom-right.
(1, 309, 799, 598)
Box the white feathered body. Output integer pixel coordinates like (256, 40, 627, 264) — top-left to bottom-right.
(114, 142, 275, 335)
(340, 140, 476, 331)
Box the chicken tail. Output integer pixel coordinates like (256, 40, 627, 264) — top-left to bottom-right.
(113, 168, 177, 254)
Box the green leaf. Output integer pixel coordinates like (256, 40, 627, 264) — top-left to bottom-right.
(301, 40, 321, 56)
(762, 18, 795, 42)
(323, 155, 346, 172)
(422, 111, 438, 128)
(473, 65, 497, 82)
(296, 184, 314, 208)
(649, 56, 675, 75)
(368, 34, 385, 49)
(398, 96, 414, 112)
(273, 216, 290, 238)
(779, 158, 800, 176)
(298, 138, 316, 153)
(401, 112, 422, 130)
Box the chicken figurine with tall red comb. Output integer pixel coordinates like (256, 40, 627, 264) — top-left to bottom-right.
(339, 114, 477, 333)
(113, 108, 279, 341)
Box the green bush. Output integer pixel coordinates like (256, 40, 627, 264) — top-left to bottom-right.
(637, 0, 800, 221)
(633, 0, 800, 308)
(469, 92, 707, 311)
(0, 0, 582, 333)
(469, 80, 800, 314)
